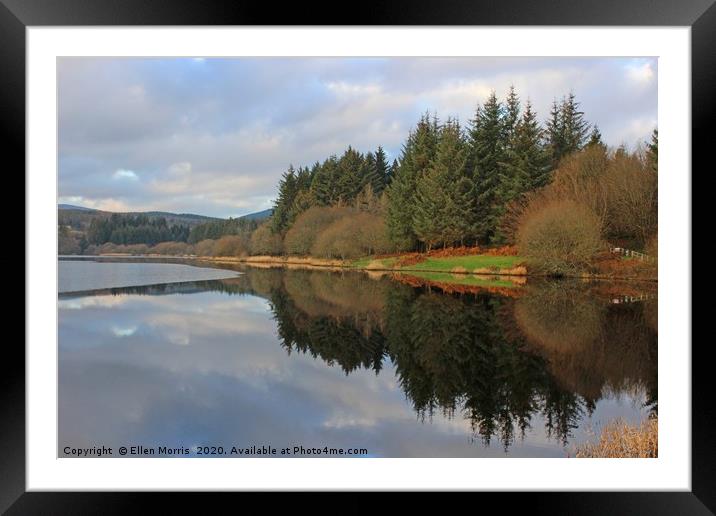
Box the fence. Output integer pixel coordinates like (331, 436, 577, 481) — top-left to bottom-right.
(609, 247, 654, 262)
(610, 293, 656, 304)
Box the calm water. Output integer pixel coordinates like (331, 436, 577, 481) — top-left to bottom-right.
(58, 258, 657, 457)
(59, 260, 240, 293)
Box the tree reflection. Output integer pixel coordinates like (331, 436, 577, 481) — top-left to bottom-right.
(76, 266, 657, 450)
(251, 268, 657, 449)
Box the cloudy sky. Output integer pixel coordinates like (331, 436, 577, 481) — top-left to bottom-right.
(58, 57, 657, 218)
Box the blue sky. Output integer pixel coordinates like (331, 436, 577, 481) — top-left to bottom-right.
(58, 57, 657, 218)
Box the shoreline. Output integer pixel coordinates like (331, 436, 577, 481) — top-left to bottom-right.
(197, 255, 657, 282)
(82, 253, 657, 282)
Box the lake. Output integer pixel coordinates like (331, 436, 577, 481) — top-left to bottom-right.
(58, 258, 657, 457)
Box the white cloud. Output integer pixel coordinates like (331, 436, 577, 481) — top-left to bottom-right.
(113, 169, 139, 181)
(111, 325, 138, 337)
(627, 61, 656, 85)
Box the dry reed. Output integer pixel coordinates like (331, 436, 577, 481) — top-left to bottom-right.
(574, 417, 657, 458)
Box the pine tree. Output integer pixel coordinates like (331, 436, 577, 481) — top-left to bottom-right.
(386, 159, 399, 186)
(364, 151, 377, 193)
(271, 165, 299, 233)
(504, 85, 521, 143)
(311, 156, 338, 206)
(546, 98, 565, 169)
(335, 146, 365, 203)
(413, 118, 471, 248)
(373, 146, 389, 194)
(560, 92, 590, 155)
(513, 100, 551, 190)
(386, 113, 439, 250)
(412, 168, 447, 250)
(493, 100, 550, 243)
(468, 92, 506, 243)
(587, 125, 606, 150)
(646, 128, 658, 173)
(546, 93, 590, 169)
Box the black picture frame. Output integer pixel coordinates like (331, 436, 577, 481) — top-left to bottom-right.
(4, 0, 706, 511)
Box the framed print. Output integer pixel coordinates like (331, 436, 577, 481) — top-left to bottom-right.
(4, 0, 708, 510)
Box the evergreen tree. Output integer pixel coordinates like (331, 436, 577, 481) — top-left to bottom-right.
(335, 146, 366, 203)
(412, 167, 449, 250)
(413, 119, 471, 248)
(468, 92, 506, 243)
(386, 113, 439, 250)
(372, 146, 389, 194)
(546, 93, 590, 169)
(311, 156, 338, 206)
(504, 85, 521, 143)
(511, 100, 551, 191)
(646, 128, 658, 173)
(271, 165, 299, 232)
(560, 92, 591, 155)
(492, 100, 550, 243)
(587, 125, 606, 150)
(546, 98, 565, 169)
(386, 159, 399, 186)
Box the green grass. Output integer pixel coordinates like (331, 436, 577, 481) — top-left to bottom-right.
(351, 254, 523, 272)
(406, 255, 523, 271)
(350, 257, 373, 268)
(404, 271, 520, 288)
(350, 256, 399, 268)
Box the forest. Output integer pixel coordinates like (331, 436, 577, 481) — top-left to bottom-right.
(261, 88, 657, 272)
(60, 87, 658, 275)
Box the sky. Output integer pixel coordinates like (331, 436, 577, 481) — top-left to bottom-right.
(58, 57, 657, 218)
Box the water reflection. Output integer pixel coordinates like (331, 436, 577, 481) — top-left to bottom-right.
(58, 265, 656, 457)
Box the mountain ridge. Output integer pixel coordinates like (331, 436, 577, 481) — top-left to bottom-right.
(58, 204, 273, 222)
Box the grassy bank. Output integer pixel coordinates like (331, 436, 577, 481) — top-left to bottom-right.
(196, 252, 527, 277)
(351, 254, 525, 274)
(99, 249, 655, 282)
(574, 417, 658, 458)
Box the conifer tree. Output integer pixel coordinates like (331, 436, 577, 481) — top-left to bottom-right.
(493, 100, 550, 243)
(546, 93, 590, 169)
(413, 119, 471, 248)
(587, 125, 606, 150)
(504, 85, 521, 143)
(386, 114, 439, 250)
(335, 146, 365, 203)
(560, 92, 591, 155)
(363, 150, 387, 197)
(364, 151, 376, 184)
(468, 92, 506, 243)
(373, 146, 389, 194)
(646, 128, 658, 173)
(271, 165, 299, 232)
(412, 168, 448, 250)
(386, 159, 399, 186)
(311, 156, 339, 206)
(546, 98, 565, 169)
(512, 100, 551, 190)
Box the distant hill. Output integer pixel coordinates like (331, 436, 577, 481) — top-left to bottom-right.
(58, 203, 275, 254)
(58, 204, 272, 231)
(58, 204, 97, 212)
(238, 208, 273, 221)
(58, 204, 222, 228)
(140, 211, 220, 222)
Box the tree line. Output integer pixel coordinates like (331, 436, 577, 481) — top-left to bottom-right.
(87, 213, 190, 246)
(265, 88, 612, 257)
(187, 217, 259, 244)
